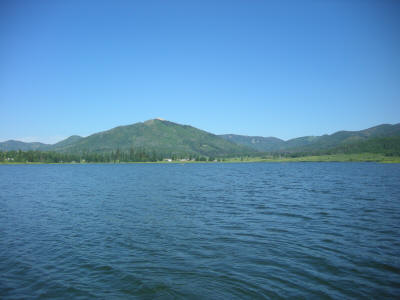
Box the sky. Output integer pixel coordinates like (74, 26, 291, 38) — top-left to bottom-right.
(1, 0, 399, 143)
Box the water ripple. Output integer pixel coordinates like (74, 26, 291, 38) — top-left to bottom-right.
(1, 162, 400, 298)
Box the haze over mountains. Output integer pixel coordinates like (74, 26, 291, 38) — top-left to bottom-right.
(1, 119, 399, 157)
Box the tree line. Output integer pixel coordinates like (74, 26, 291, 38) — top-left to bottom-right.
(267, 137, 400, 158)
(0, 148, 218, 163)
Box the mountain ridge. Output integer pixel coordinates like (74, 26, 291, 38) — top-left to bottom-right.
(0, 140, 50, 151)
(219, 123, 400, 153)
(43, 119, 255, 157)
(1, 120, 399, 156)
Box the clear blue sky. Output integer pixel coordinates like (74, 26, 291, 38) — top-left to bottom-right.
(1, 0, 399, 143)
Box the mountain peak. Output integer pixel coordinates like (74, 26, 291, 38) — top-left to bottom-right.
(144, 118, 167, 125)
(45, 118, 254, 156)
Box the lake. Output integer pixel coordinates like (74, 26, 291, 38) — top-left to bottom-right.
(1, 163, 399, 299)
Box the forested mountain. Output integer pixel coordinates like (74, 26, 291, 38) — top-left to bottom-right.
(51, 135, 83, 150)
(0, 140, 49, 151)
(219, 134, 285, 152)
(286, 123, 400, 153)
(47, 119, 254, 157)
(220, 123, 400, 153)
(1, 121, 399, 157)
(326, 137, 400, 156)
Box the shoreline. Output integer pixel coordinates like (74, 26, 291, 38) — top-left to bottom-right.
(1, 154, 399, 165)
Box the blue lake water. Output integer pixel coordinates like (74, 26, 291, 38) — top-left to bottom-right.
(0, 162, 400, 299)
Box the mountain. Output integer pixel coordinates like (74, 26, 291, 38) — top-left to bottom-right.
(51, 135, 83, 150)
(285, 123, 400, 153)
(0, 140, 49, 151)
(221, 123, 400, 153)
(50, 119, 254, 157)
(0, 136, 83, 152)
(2, 121, 399, 157)
(327, 136, 400, 156)
(219, 134, 285, 152)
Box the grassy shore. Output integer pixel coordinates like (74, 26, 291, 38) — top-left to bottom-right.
(1, 153, 400, 164)
(224, 153, 400, 163)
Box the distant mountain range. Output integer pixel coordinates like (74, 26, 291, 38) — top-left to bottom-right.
(0, 119, 253, 157)
(0, 140, 49, 151)
(1, 120, 399, 157)
(220, 123, 400, 153)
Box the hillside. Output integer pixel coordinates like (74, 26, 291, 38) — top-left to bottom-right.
(51, 135, 83, 150)
(221, 123, 400, 153)
(323, 136, 400, 156)
(219, 134, 285, 152)
(2, 121, 399, 158)
(285, 123, 400, 153)
(50, 119, 254, 157)
(0, 140, 49, 151)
